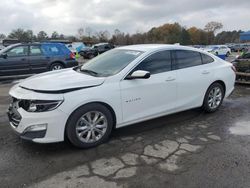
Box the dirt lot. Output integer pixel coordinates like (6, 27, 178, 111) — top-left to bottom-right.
(0, 82, 250, 188)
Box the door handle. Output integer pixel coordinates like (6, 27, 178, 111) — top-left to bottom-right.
(165, 77, 176, 81)
(202, 70, 210, 74)
(21, 58, 26, 61)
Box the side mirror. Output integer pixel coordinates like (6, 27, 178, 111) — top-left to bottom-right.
(126, 70, 150, 80)
(0, 53, 7, 59)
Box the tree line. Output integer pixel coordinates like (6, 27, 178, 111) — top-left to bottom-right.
(0, 21, 243, 45)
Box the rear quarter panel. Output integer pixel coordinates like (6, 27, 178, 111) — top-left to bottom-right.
(213, 60, 235, 97)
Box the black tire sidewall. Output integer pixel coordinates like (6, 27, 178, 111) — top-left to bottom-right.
(66, 103, 114, 148)
(203, 83, 225, 113)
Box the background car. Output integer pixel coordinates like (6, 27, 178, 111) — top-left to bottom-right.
(79, 47, 98, 59)
(79, 43, 114, 59)
(0, 43, 78, 76)
(232, 52, 250, 73)
(67, 42, 86, 55)
(204, 45, 231, 56)
(229, 44, 250, 52)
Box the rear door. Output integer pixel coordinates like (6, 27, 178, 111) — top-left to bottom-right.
(29, 45, 49, 73)
(173, 50, 215, 110)
(0, 45, 29, 76)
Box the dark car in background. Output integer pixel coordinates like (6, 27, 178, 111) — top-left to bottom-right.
(0, 43, 78, 76)
(232, 52, 250, 73)
(79, 47, 98, 59)
(79, 43, 114, 59)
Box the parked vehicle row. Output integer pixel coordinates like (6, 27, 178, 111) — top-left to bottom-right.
(7, 44, 235, 148)
(0, 43, 78, 76)
(228, 43, 250, 52)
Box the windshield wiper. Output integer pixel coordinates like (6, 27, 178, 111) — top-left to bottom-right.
(80, 68, 99, 76)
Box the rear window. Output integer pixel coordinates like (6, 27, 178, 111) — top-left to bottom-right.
(41, 44, 66, 55)
(175, 50, 202, 69)
(201, 53, 214, 64)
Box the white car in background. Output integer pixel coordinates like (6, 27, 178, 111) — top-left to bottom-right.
(204, 45, 231, 56)
(8, 44, 235, 148)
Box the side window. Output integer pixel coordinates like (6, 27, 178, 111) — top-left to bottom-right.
(175, 50, 202, 69)
(201, 53, 214, 64)
(134, 50, 172, 74)
(30, 45, 42, 56)
(7, 46, 28, 57)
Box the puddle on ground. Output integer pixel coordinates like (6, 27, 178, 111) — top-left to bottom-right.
(229, 121, 250, 135)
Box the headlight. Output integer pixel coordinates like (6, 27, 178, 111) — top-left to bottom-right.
(20, 100, 63, 112)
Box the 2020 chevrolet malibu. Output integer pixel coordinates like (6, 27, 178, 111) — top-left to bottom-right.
(7, 44, 235, 148)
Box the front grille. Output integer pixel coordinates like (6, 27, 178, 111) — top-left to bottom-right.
(7, 97, 22, 128)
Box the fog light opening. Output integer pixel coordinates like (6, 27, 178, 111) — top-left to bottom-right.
(24, 124, 47, 133)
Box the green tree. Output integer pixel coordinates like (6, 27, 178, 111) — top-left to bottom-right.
(8, 28, 34, 42)
(37, 31, 48, 41)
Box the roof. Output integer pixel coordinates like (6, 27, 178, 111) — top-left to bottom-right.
(118, 44, 199, 53)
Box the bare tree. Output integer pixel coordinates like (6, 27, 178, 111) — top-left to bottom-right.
(78, 27, 84, 39)
(85, 27, 92, 38)
(204, 21, 223, 33)
(96, 30, 110, 42)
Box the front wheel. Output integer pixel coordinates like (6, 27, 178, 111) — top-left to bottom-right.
(202, 83, 225, 113)
(66, 103, 114, 148)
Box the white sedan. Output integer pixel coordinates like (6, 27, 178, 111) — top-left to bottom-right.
(8, 44, 235, 148)
(204, 45, 231, 56)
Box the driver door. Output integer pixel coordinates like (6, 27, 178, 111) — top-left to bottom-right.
(120, 50, 177, 124)
(0, 45, 29, 76)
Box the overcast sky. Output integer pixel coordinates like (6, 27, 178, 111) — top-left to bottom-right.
(1, 0, 250, 36)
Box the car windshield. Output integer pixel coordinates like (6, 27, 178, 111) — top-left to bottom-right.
(78, 49, 143, 77)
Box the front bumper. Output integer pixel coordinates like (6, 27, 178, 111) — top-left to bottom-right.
(7, 103, 69, 143)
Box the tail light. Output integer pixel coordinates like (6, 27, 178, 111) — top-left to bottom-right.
(70, 52, 75, 59)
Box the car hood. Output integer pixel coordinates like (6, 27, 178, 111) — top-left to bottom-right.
(19, 68, 105, 93)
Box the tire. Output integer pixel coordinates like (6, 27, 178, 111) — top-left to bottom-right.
(202, 83, 225, 113)
(226, 52, 230, 57)
(66, 103, 114, 148)
(50, 63, 64, 71)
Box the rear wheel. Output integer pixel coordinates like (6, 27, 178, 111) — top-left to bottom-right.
(50, 63, 64, 71)
(66, 103, 114, 148)
(202, 83, 224, 113)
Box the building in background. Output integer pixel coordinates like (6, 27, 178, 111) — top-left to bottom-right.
(240, 31, 250, 43)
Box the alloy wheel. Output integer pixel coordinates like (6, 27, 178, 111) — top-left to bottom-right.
(75, 111, 108, 143)
(208, 87, 222, 109)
